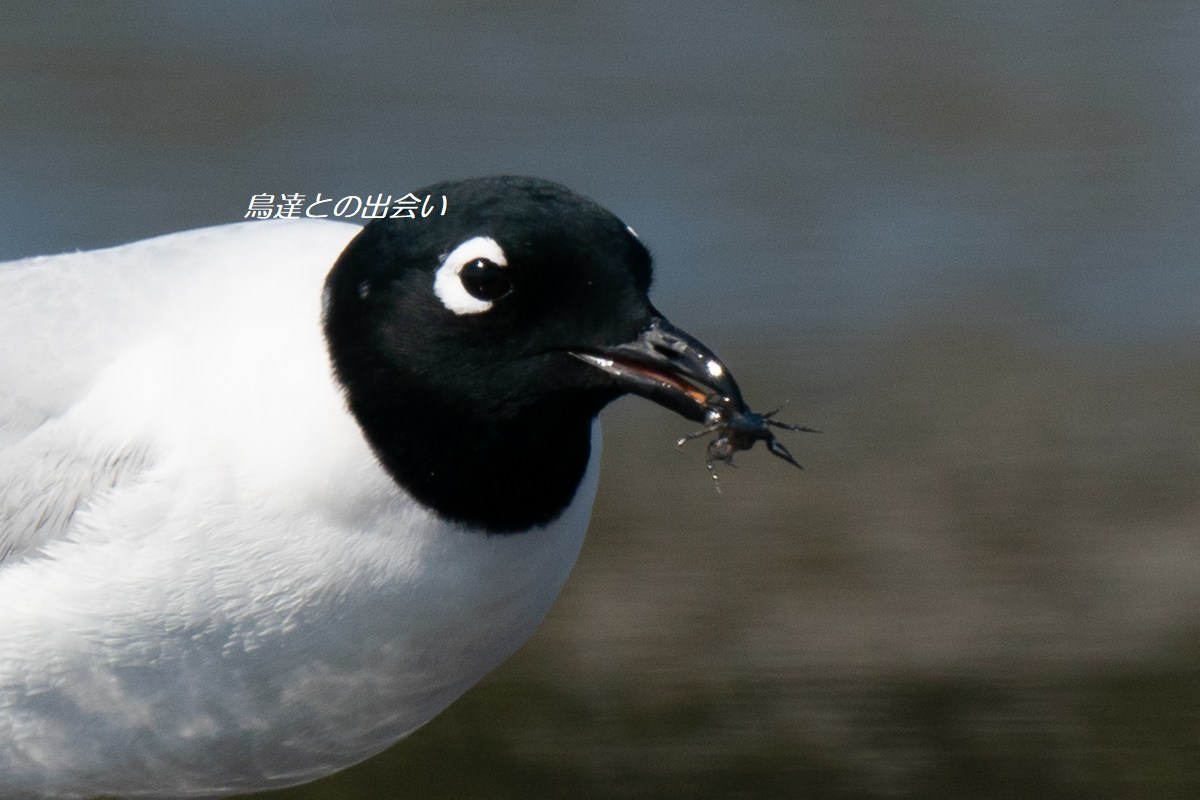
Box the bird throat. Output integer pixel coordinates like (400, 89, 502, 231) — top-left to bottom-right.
(340, 380, 598, 535)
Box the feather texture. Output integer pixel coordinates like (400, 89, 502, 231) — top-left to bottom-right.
(0, 221, 598, 797)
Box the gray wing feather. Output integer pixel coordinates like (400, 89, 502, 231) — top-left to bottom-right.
(0, 427, 152, 562)
(0, 247, 168, 564)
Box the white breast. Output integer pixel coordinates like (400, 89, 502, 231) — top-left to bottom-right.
(0, 221, 599, 798)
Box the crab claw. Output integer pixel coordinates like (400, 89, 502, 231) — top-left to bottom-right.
(766, 437, 804, 470)
(768, 420, 822, 434)
(762, 406, 822, 435)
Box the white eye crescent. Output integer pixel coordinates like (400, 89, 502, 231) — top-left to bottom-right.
(433, 236, 509, 315)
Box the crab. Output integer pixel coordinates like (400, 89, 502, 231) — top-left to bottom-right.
(676, 401, 820, 492)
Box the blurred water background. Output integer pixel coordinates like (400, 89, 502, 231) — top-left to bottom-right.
(3, 3, 1199, 798)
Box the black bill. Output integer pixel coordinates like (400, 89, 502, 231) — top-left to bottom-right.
(571, 316, 818, 477)
(571, 316, 744, 423)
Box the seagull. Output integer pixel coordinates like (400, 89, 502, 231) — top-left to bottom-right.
(0, 176, 766, 798)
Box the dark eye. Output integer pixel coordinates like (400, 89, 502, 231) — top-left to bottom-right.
(460, 258, 512, 302)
